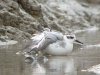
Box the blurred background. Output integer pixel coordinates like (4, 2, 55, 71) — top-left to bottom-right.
(0, 0, 100, 75)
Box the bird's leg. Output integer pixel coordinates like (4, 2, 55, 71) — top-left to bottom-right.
(37, 51, 44, 57)
(26, 45, 38, 56)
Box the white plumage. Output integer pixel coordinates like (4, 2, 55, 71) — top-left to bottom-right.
(30, 30, 83, 55)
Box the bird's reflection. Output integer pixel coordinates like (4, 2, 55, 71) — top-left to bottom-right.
(31, 56, 77, 75)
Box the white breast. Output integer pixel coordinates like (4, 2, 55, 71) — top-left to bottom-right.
(44, 40, 73, 55)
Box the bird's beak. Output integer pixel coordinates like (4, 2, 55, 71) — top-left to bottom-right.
(74, 40, 83, 45)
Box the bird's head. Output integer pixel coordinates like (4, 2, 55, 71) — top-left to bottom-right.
(64, 34, 83, 45)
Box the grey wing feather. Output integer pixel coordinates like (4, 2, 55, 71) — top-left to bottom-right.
(36, 31, 63, 50)
(21, 33, 43, 52)
(24, 31, 63, 53)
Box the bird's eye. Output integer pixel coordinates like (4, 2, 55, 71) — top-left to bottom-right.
(67, 36, 74, 39)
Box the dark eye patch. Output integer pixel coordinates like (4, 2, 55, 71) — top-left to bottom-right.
(67, 36, 74, 39)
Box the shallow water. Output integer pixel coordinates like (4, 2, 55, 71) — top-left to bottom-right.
(0, 29, 100, 75)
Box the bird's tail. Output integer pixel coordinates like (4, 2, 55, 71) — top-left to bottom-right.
(16, 51, 26, 55)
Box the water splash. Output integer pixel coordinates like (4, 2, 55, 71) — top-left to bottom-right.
(74, 26, 99, 34)
(81, 64, 100, 74)
(85, 44, 100, 48)
(86, 26, 99, 32)
(80, 44, 100, 50)
(0, 40, 18, 46)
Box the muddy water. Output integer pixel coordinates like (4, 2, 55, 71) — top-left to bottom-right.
(0, 29, 100, 75)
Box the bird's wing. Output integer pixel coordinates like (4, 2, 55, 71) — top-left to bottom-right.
(26, 31, 63, 53)
(30, 33, 44, 45)
(21, 33, 44, 53)
(18, 31, 64, 54)
(35, 31, 64, 50)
